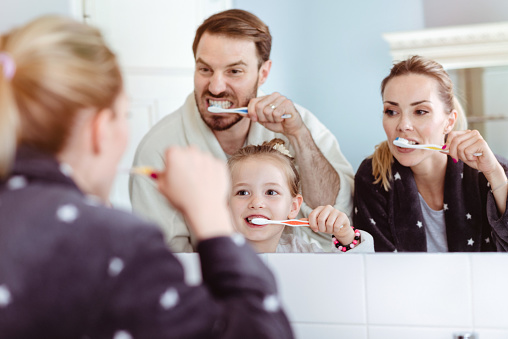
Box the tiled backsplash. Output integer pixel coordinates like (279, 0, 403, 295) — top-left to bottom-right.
(175, 253, 508, 339)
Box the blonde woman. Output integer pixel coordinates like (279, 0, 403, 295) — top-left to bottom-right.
(354, 56, 508, 252)
(0, 16, 293, 338)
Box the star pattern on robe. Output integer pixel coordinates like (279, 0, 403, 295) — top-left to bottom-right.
(113, 330, 133, 339)
(416, 221, 423, 228)
(466, 213, 472, 220)
(394, 172, 401, 180)
(461, 172, 464, 179)
(56, 204, 79, 223)
(443, 204, 449, 211)
(160, 287, 179, 310)
(369, 218, 376, 225)
(355, 207, 358, 214)
(467, 238, 474, 246)
(0, 285, 12, 307)
(263, 294, 281, 312)
(485, 238, 490, 244)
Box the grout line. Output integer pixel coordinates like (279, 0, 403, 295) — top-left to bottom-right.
(362, 254, 370, 339)
(468, 255, 475, 329)
(289, 321, 508, 330)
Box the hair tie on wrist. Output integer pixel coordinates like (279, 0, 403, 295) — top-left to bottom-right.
(0, 53, 16, 80)
(332, 227, 361, 252)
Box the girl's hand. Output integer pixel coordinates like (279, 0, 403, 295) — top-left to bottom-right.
(445, 130, 499, 174)
(307, 205, 354, 245)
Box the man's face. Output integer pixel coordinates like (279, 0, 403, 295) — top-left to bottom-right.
(194, 32, 266, 131)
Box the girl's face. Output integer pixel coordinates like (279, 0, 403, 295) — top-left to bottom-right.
(382, 74, 457, 169)
(229, 157, 301, 249)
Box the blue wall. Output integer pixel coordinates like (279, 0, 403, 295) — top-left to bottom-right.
(233, 0, 425, 170)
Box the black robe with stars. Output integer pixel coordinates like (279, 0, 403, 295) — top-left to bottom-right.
(354, 156, 508, 252)
(0, 147, 294, 339)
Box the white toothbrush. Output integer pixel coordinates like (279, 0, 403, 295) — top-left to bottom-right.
(208, 106, 292, 119)
(393, 137, 482, 156)
(119, 166, 159, 179)
(250, 218, 309, 227)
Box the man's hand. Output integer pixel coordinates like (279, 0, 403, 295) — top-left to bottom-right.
(247, 92, 304, 137)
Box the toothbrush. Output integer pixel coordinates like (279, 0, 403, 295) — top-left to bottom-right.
(250, 218, 309, 227)
(120, 166, 159, 179)
(393, 137, 482, 156)
(208, 106, 292, 119)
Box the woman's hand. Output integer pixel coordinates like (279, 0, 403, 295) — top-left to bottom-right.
(446, 130, 506, 180)
(445, 130, 500, 174)
(157, 146, 234, 240)
(446, 130, 507, 213)
(307, 205, 354, 245)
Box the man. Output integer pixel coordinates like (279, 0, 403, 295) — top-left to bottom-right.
(130, 9, 354, 252)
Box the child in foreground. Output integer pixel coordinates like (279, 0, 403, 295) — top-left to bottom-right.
(228, 139, 374, 253)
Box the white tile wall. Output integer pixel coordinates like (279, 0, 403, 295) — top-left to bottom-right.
(475, 329, 508, 339)
(470, 254, 508, 328)
(365, 254, 473, 327)
(265, 253, 366, 324)
(368, 326, 476, 339)
(293, 323, 367, 339)
(174, 252, 508, 338)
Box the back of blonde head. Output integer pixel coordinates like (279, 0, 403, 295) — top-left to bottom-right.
(0, 15, 122, 178)
(372, 55, 467, 191)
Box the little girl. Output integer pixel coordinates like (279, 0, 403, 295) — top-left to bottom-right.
(228, 138, 374, 253)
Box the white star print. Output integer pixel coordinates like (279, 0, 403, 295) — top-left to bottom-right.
(487, 182, 491, 187)
(7, 176, 27, 190)
(443, 204, 448, 211)
(263, 294, 280, 312)
(394, 172, 401, 180)
(466, 213, 472, 220)
(59, 163, 73, 177)
(369, 218, 376, 225)
(416, 221, 423, 228)
(355, 207, 358, 214)
(485, 238, 490, 244)
(231, 233, 246, 246)
(461, 172, 464, 179)
(56, 204, 79, 223)
(160, 287, 179, 310)
(108, 257, 124, 277)
(0, 285, 12, 307)
(113, 330, 133, 339)
(393, 249, 398, 253)
(467, 238, 474, 246)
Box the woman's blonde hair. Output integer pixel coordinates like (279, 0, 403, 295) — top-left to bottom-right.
(372, 55, 467, 191)
(0, 15, 122, 178)
(227, 138, 301, 197)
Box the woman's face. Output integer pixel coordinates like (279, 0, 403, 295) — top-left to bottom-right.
(229, 157, 301, 247)
(382, 74, 456, 168)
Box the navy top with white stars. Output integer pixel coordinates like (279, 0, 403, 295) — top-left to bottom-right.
(354, 156, 508, 252)
(0, 147, 293, 339)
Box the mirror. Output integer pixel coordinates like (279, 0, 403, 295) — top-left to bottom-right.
(383, 21, 508, 159)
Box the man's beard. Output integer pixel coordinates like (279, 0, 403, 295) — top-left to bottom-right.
(195, 81, 258, 131)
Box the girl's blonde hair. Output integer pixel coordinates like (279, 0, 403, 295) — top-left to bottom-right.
(227, 138, 301, 197)
(0, 15, 122, 178)
(372, 55, 467, 191)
